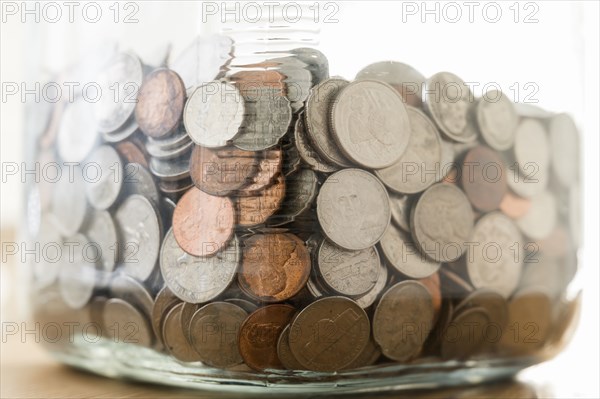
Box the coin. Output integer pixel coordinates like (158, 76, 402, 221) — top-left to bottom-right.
(147, 126, 190, 151)
(331, 80, 410, 169)
(103, 298, 153, 347)
(418, 272, 442, 320)
(270, 168, 318, 225)
(388, 192, 412, 232)
(184, 81, 245, 147)
(238, 233, 310, 302)
(513, 118, 551, 175)
(151, 286, 181, 347)
(516, 190, 557, 240)
(499, 191, 531, 219)
(568, 184, 582, 247)
(411, 183, 474, 262)
(59, 234, 97, 309)
(236, 148, 282, 195)
(149, 152, 191, 182)
(476, 90, 518, 151)
(85, 145, 123, 210)
(85, 211, 118, 275)
(317, 169, 391, 250)
(172, 187, 235, 257)
(343, 333, 381, 369)
(437, 138, 457, 183)
(32, 217, 63, 288)
(57, 97, 99, 163)
(549, 113, 579, 187)
(51, 169, 88, 237)
(238, 304, 296, 371)
(294, 115, 338, 173)
(277, 324, 304, 370)
(455, 289, 509, 330)
(506, 165, 548, 199)
(423, 72, 477, 143)
(123, 163, 160, 205)
(237, 174, 285, 227)
(289, 296, 370, 372)
(116, 140, 149, 168)
(375, 106, 442, 194)
(355, 61, 426, 107)
(189, 302, 248, 368)
(108, 273, 155, 319)
(439, 268, 474, 299)
(355, 257, 389, 309)
(146, 138, 193, 160)
(440, 307, 490, 360)
(461, 146, 507, 212)
(162, 303, 202, 362)
(189, 145, 258, 196)
(373, 281, 434, 362)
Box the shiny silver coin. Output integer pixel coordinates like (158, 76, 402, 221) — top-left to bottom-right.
(57, 97, 99, 163)
(101, 117, 139, 143)
(146, 126, 190, 151)
(59, 233, 97, 309)
(85, 145, 123, 210)
(145, 138, 193, 161)
(476, 90, 518, 151)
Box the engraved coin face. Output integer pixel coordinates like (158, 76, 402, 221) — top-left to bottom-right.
(460, 146, 507, 212)
(331, 80, 410, 169)
(162, 303, 203, 362)
(317, 169, 390, 250)
(85, 145, 123, 210)
(549, 113, 580, 187)
(355, 61, 426, 107)
(514, 118, 551, 175)
(477, 90, 518, 151)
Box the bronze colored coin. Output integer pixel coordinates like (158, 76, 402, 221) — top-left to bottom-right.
(418, 272, 442, 320)
(230, 69, 287, 98)
(237, 148, 283, 195)
(189, 145, 259, 196)
(499, 191, 531, 219)
(189, 302, 248, 368)
(162, 303, 202, 362)
(343, 333, 381, 370)
(461, 146, 507, 212)
(102, 298, 153, 348)
(172, 187, 235, 257)
(455, 289, 509, 332)
(238, 304, 296, 371)
(180, 302, 201, 344)
(277, 325, 304, 370)
(115, 140, 148, 168)
(151, 286, 181, 347)
(236, 174, 286, 227)
(289, 296, 370, 372)
(238, 233, 311, 302)
(135, 68, 186, 138)
(440, 307, 490, 360)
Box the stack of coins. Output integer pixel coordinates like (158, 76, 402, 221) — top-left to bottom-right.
(30, 41, 581, 373)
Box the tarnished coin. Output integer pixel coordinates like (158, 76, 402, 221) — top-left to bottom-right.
(151, 286, 181, 346)
(59, 234, 97, 309)
(189, 145, 258, 196)
(85, 211, 118, 274)
(418, 272, 442, 320)
(237, 174, 285, 227)
(423, 72, 477, 143)
(316, 239, 380, 297)
(172, 187, 235, 257)
(549, 113, 580, 186)
(51, 169, 88, 237)
(476, 90, 518, 151)
(85, 145, 123, 210)
(239, 304, 296, 371)
(380, 223, 440, 279)
(373, 281, 434, 362)
(162, 303, 202, 362)
(238, 233, 310, 302)
(356, 259, 389, 309)
(516, 190, 557, 240)
(294, 115, 338, 173)
(331, 80, 410, 169)
(123, 163, 161, 205)
(103, 298, 153, 348)
(237, 148, 282, 195)
(189, 302, 248, 368)
(344, 333, 382, 369)
(388, 192, 412, 232)
(116, 141, 149, 168)
(184, 81, 244, 147)
(441, 307, 490, 360)
(57, 97, 99, 163)
(32, 217, 62, 288)
(277, 325, 304, 370)
(355, 61, 426, 107)
(289, 296, 370, 372)
(160, 228, 239, 304)
(411, 183, 474, 262)
(455, 289, 509, 329)
(461, 146, 507, 212)
(317, 169, 390, 250)
(135, 68, 186, 138)
(149, 153, 191, 182)
(513, 119, 551, 175)
(375, 106, 442, 194)
(115, 194, 162, 281)
(499, 192, 531, 219)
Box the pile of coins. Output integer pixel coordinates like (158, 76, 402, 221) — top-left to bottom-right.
(30, 37, 581, 374)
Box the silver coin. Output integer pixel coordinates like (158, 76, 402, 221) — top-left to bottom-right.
(317, 169, 391, 250)
(514, 118, 551, 175)
(270, 168, 318, 226)
(149, 151, 191, 181)
(160, 228, 240, 304)
(549, 113, 580, 187)
(184, 81, 245, 147)
(375, 106, 442, 194)
(516, 190, 557, 240)
(514, 103, 553, 119)
(437, 138, 456, 182)
(115, 194, 162, 281)
(411, 183, 474, 262)
(294, 115, 338, 173)
(123, 163, 160, 205)
(380, 223, 440, 279)
(291, 47, 330, 86)
(57, 97, 99, 163)
(108, 273, 155, 319)
(466, 212, 523, 298)
(94, 52, 144, 133)
(59, 233, 97, 309)
(423, 72, 477, 143)
(355, 61, 426, 107)
(103, 298, 153, 348)
(506, 166, 548, 198)
(51, 168, 88, 237)
(355, 258, 388, 309)
(145, 138, 193, 160)
(100, 117, 139, 143)
(146, 126, 190, 151)
(317, 238, 380, 297)
(32, 216, 63, 288)
(388, 192, 411, 232)
(277, 324, 305, 370)
(84, 145, 123, 210)
(85, 210, 118, 274)
(476, 90, 518, 151)
(331, 80, 410, 169)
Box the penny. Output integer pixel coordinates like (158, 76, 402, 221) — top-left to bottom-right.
(184, 81, 245, 147)
(160, 228, 240, 304)
(57, 97, 99, 163)
(238, 304, 296, 371)
(32, 217, 63, 288)
(499, 191, 531, 219)
(440, 307, 490, 360)
(513, 118, 551, 175)
(237, 174, 285, 227)
(316, 238, 380, 297)
(476, 90, 518, 151)
(172, 187, 235, 257)
(116, 140, 149, 168)
(230, 69, 287, 98)
(103, 298, 153, 348)
(375, 106, 442, 194)
(549, 113, 580, 187)
(461, 146, 507, 212)
(277, 324, 304, 370)
(516, 190, 557, 240)
(294, 115, 338, 173)
(162, 303, 202, 362)
(388, 192, 412, 232)
(85, 145, 124, 210)
(135, 68, 186, 139)
(59, 234, 97, 309)
(51, 169, 88, 237)
(189, 302, 248, 368)
(355, 258, 389, 309)
(355, 61, 426, 107)
(424, 299, 455, 352)
(123, 163, 161, 205)
(418, 272, 442, 320)
(423, 72, 477, 143)
(238, 233, 311, 302)
(236, 148, 282, 195)
(189, 145, 258, 196)
(373, 281, 434, 362)
(85, 211, 119, 275)
(331, 80, 410, 169)
(380, 223, 440, 279)
(317, 169, 391, 251)
(289, 297, 370, 372)
(151, 286, 181, 346)
(411, 183, 474, 262)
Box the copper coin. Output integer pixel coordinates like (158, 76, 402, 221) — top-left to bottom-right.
(418, 272, 442, 320)
(237, 174, 286, 227)
(461, 146, 507, 212)
(135, 68, 186, 138)
(440, 307, 490, 360)
(151, 286, 181, 347)
(499, 191, 531, 219)
(115, 140, 149, 168)
(172, 187, 235, 257)
(189, 144, 258, 196)
(230, 69, 287, 98)
(238, 304, 296, 371)
(238, 233, 311, 302)
(236, 148, 283, 195)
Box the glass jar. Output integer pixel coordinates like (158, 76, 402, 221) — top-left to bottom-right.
(23, 1, 584, 394)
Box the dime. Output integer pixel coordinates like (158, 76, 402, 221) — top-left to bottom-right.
(476, 90, 518, 151)
(516, 190, 557, 240)
(237, 174, 285, 227)
(331, 80, 410, 169)
(172, 187, 235, 257)
(59, 234, 97, 309)
(57, 97, 99, 163)
(373, 281, 434, 362)
(32, 217, 62, 288)
(440, 307, 490, 360)
(355, 61, 426, 107)
(123, 163, 161, 205)
(375, 106, 442, 194)
(189, 302, 248, 368)
(238, 233, 311, 302)
(499, 192, 531, 219)
(151, 286, 181, 347)
(277, 325, 304, 370)
(85, 211, 118, 275)
(149, 152, 191, 182)
(388, 192, 412, 232)
(289, 297, 370, 372)
(294, 115, 338, 173)
(162, 303, 202, 362)
(355, 259, 389, 309)
(51, 169, 88, 237)
(549, 113, 580, 187)
(85, 145, 123, 210)
(513, 119, 551, 175)
(184, 81, 244, 147)
(103, 298, 153, 348)
(461, 146, 507, 212)
(317, 169, 391, 250)
(116, 140, 149, 168)
(237, 148, 282, 195)
(411, 183, 474, 262)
